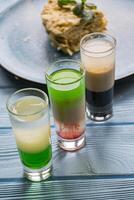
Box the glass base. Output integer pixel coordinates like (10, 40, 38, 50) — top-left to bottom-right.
(58, 134, 85, 151)
(86, 107, 113, 122)
(23, 160, 52, 182)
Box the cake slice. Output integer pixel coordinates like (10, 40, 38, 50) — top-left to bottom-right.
(41, 0, 107, 55)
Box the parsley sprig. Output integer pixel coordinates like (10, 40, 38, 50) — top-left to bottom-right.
(58, 0, 76, 7)
(58, 0, 97, 21)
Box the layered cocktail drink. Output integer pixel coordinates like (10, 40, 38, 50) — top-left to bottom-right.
(46, 60, 85, 151)
(7, 88, 52, 181)
(80, 33, 116, 121)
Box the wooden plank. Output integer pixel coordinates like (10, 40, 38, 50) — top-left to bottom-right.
(1, 124, 134, 179)
(0, 177, 134, 199)
(1, 79, 134, 127)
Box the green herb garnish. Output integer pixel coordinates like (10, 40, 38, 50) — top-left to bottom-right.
(58, 0, 76, 7)
(73, 4, 83, 17)
(58, 0, 97, 21)
(81, 0, 86, 9)
(73, 3, 94, 20)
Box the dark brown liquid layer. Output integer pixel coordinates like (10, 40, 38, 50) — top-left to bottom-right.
(86, 87, 113, 109)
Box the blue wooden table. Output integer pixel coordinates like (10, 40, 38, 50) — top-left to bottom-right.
(1, 1, 134, 199)
(1, 64, 134, 199)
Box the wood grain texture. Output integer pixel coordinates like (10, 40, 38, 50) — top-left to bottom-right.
(1, 78, 134, 127)
(0, 1, 134, 198)
(1, 69, 134, 180)
(1, 51, 134, 198)
(1, 123, 134, 179)
(1, 177, 134, 199)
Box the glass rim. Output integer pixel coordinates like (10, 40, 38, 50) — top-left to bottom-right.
(45, 59, 85, 85)
(6, 88, 49, 117)
(80, 32, 116, 54)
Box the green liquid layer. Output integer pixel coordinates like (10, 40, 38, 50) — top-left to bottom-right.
(18, 145, 52, 169)
(47, 69, 85, 123)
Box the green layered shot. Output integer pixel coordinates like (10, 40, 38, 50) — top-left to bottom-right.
(12, 96, 52, 170)
(18, 144, 52, 169)
(47, 68, 85, 139)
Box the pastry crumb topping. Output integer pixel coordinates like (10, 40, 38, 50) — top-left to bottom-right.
(41, 0, 107, 55)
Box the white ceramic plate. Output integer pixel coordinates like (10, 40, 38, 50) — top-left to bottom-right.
(0, 0, 134, 83)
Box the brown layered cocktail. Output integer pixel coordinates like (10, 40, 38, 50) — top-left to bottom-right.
(80, 33, 116, 121)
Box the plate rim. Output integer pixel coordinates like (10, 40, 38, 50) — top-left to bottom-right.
(0, 0, 133, 84)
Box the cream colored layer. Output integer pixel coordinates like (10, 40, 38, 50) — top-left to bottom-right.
(81, 40, 115, 92)
(14, 125, 51, 153)
(85, 65, 115, 92)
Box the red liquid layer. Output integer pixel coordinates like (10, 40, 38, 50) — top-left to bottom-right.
(56, 121, 85, 139)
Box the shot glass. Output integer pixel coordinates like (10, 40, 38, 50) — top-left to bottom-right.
(6, 88, 52, 182)
(46, 59, 85, 151)
(80, 33, 116, 121)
